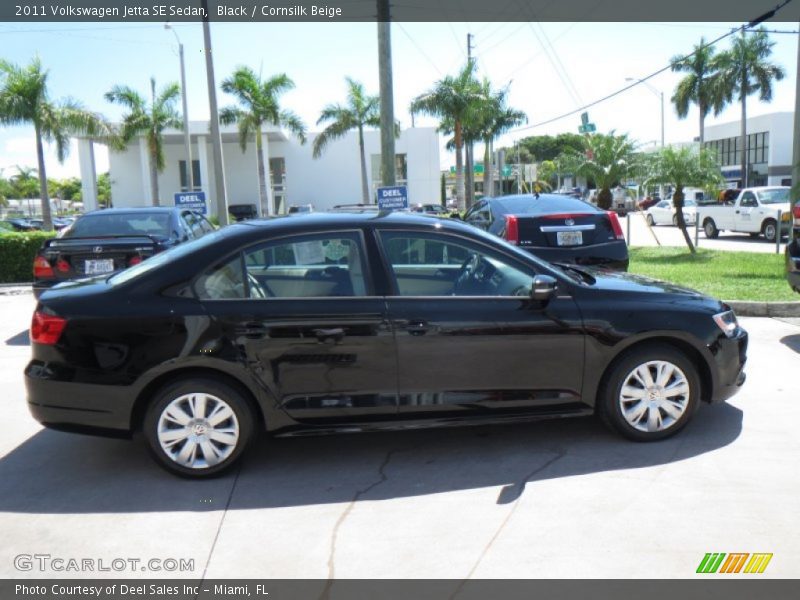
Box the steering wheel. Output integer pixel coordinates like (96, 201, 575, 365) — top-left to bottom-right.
(452, 253, 481, 295)
(247, 273, 273, 298)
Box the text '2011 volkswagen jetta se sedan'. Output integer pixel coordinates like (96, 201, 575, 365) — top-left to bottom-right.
(25, 212, 748, 477)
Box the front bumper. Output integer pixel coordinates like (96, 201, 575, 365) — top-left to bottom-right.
(708, 327, 748, 404)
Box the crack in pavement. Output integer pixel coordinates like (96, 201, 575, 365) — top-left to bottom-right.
(319, 448, 398, 600)
(450, 449, 567, 599)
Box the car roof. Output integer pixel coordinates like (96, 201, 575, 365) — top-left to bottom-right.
(83, 207, 182, 216)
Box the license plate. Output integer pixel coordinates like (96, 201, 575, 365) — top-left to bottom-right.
(557, 231, 583, 246)
(85, 259, 115, 275)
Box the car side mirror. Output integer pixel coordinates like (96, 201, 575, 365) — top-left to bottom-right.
(530, 274, 557, 301)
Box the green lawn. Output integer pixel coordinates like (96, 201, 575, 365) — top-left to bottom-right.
(628, 246, 798, 302)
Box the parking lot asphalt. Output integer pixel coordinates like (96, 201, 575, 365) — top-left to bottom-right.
(1, 292, 798, 579)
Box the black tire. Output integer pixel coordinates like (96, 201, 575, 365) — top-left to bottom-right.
(598, 344, 701, 442)
(646, 214, 655, 226)
(703, 218, 719, 239)
(143, 377, 256, 478)
(762, 219, 778, 243)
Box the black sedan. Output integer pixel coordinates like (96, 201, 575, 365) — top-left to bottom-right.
(33, 207, 214, 298)
(464, 194, 629, 270)
(26, 212, 747, 477)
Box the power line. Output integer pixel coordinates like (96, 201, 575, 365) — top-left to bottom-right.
(507, 0, 795, 135)
(396, 23, 443, 76)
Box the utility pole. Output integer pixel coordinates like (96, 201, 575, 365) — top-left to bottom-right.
(792, 23, 800, 199)
(201, 0, 228, 225)
(465, 32, 475, 207)
(165, 23, 193, 191)
(377, 0, 396, 192)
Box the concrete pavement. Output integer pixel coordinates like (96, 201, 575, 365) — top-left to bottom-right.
(0, 293, 798, 579)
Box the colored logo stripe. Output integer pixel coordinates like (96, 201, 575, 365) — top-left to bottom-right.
(744, 553, 773, 574)
(697, 553, 726, 573)
(719, 553, 749, 573)
(697, 553, 773, 574)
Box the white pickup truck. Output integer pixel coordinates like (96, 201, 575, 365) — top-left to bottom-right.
(696, 186, 793, 242)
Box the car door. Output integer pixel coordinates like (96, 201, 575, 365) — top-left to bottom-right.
(735, 192, 758, 231)
(651, 201, 669, 224)
(196, 229, 397, 425)
(377, 228, 586, 420)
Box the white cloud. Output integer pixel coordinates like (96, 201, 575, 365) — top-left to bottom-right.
(0, 135, 109, 179)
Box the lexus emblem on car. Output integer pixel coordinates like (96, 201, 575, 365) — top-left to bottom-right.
(565, 218, 575, 226)
(93, 246, 103, 254)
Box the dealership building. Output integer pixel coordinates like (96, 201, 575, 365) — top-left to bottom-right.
(75, 123, 440, 216)
(702, 111, 793, 188)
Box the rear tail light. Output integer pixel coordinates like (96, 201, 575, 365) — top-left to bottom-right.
(606, 211, 625, 240)
(33, 256, 54, 279)
(128, 255, 143, 266)
(30, 311, 67, 345)
(56, 258, 70, 273)
(793, 202, 800, 225)
(504, 215, 519, 245)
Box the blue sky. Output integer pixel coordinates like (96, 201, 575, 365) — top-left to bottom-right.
(0, 21, 797, 179)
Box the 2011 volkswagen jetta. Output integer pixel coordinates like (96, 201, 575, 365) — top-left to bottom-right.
(25, 212, 747, 477)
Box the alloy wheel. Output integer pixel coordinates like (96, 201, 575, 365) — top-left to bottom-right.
(618, 360, 690, 433)
(157, 393, 240, 469)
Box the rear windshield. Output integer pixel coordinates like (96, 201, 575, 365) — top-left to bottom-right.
(495, 195, 599, 215)
(758, 188, 790, 204)
(66, 212, 172, 238)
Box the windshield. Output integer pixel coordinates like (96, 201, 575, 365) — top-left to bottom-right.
(109, 227, 228, 286)
(758, 188, 790, 204)
(67, 212, 172, 238)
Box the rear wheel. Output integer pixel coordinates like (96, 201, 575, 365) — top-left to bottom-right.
(646, 214, 655, 226)
(703, 218, 719, 239)
(598, 345, 700, 442)
(762, 219, 778, 243)
(144, 377, 255, 478)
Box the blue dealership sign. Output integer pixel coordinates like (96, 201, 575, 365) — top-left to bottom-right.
(174, 191, 207, 214)
(376, 185, 408, 210)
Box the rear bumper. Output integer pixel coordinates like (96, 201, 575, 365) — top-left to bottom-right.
(520, 241, 629, 271)
(786, 238, 800, 292)
(25, 361, 135, 435)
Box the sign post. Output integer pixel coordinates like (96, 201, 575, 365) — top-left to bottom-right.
(174, 191, 207, 214)
(376, 185, 409, 210)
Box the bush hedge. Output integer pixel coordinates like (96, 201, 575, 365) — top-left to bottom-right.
(0, 231, 57, 284)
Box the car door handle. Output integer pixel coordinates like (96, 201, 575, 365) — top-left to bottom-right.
(314, 327, 345, 343)
(234, 322, 267, 338)
(406, 320, 430, 336)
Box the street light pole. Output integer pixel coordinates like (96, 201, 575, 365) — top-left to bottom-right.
(165, 23, 193, 191)
(626, 77, 664, 147)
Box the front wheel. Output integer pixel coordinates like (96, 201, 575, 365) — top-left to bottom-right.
(598, 345, 700, 442)
(703, 218, 719, 239)
(646, 214, 655, 226)
(144, 377, 255, 478)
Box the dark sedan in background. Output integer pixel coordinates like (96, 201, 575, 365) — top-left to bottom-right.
(463, 194, 629, 270)
(26, 212, 747, 477)
(786, 200, 800, 292)
(33, 207, 214, 297)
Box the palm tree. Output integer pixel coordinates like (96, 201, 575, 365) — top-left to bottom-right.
(644, 146, 722, 253)
(410, 62, 481, 211)
(715, 28, 785, 187)
(670, 38, 726, 146)
(0, 58, 110, 230)
(567, 133, 638, 210)
(220, 67, 307, 216)
(105, 77, 182, 207)
(313, 78, 381, 204)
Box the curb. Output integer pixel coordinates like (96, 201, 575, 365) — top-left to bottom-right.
(0, 284, 32, 296)
(725, 301, 800, 318)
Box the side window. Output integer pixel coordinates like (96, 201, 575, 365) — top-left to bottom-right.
(378, 231, 536, 297)
(464, 202, 482, 221)
(243, 232, 368, 298)
(196, 255, 246, 300)
(740, 192, 757, 207)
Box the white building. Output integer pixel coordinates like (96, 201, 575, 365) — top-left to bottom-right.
(702, 111, 793, 187)
(75, 123, 441, 216)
